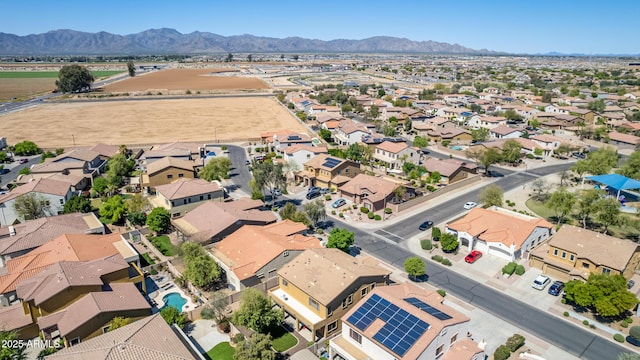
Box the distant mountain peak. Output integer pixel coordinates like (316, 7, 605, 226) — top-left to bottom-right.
(0, 28, 495, 55)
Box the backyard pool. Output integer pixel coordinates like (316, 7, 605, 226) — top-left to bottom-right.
(161, 292, 187, 312)
(450, 145, 467, 151)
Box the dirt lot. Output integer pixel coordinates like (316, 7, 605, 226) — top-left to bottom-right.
(104, 68, 269, 93)
(0, 78, 55, 101)
(0, 97, 307, 148)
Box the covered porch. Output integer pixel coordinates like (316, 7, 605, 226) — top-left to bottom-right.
(270, 288, 326, 342)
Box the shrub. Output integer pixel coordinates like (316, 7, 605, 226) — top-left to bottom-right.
(563, 311, 569, 317)
(630, 326, 640, 342)
(218, 319, 231, 333)
(441, 259, 452, 266)
(502, 262, 517, 275)
(185, 89, 192, 94)
(505, 334, 525, 352)
(432, 255, 443, 262)
(515, 265, 525, 275)
(331, 210, 336, 215)
(421, 239, 432, 250)
(625, 317, 633, 324)
(561, 298, 567, 304)
(583, 320, 589, 326)
(493, 345, 511, 360)
(437, 289, 446, 297)
(352, 204, 357, 209)
(374, 214, 382, 221)
(339, 212, 345, 218)
(221, 145, 228, 151)
(614, 334, 625, 342)
(233, 333, 245, 344)
(431, 227, 441, 240)
(360, 207, 369, 214)
(367, 212, 375, 219)
(325, 195, 331, 201)
(589, 324, 596, 329)
(621, 321, 629, 328)
(384, 208, 392, 214)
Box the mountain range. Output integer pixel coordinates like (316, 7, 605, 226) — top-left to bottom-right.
(0, 28, 493, 55)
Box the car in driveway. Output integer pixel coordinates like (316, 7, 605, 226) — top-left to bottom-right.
(463, 201, 477, 210)
(532, 275, 551, 290)
(548, 281, 565, 296)
(464, 250, 483, 264)
(271, 189, 282, 197)
(319, 188, 331, 194)
(418, 221, 434, 231)
(332, 198, 346, 208)
(306, 189, 321, 200)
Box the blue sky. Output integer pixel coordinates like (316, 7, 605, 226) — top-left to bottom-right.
(1, 0, 638, 54)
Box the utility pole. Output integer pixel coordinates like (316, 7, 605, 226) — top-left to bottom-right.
(72, 134, 76, 147)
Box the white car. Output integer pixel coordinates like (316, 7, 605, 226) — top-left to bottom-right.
(271, 189, 282, 197)
(532, 275, 551, 290)
(463, 202, 477, 210)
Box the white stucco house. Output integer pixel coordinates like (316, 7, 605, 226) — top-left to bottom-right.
(0, 178, 74, 226)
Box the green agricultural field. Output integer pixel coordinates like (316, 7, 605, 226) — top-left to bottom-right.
(0, 70, 124, 79)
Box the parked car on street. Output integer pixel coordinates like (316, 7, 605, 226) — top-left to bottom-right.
(306, 190, 321, 200)
(464, 250, 483, 264)
(532, 275, 551, 290)
(548, 281, 565, 296)
(463, 202, 477, 210)
(418, 221, 434, 231)
(332, 198, 346, 208)
(18, 158, 29, 164)
(271, 189, 282, 197)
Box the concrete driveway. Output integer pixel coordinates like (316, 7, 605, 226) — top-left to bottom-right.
(185, 319, 230, 354)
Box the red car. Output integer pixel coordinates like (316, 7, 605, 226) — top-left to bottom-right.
(464, 250, 483, 264)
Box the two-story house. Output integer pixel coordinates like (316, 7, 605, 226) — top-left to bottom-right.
(330, 282, 485, 360)
(339, 174, 405, 212)
(210, 220, 321, 291)
(427, 128, 473, 145)
(140, 157, 197, 193)
(283, 144, 328, 172)
(466, 115, 508, 130)
(50, 149, 107, 178)
(490, 125, 523, 139)
(530, 225, 640, 282)
(529, 134, 564, 156)
(334, 121, 371, 147)
(296, 154, 361, 190)
(422, 158, 478, 185)
(373, 141, 420, 171)
(446, 207, 553, 261)
(270, 248, 390, 341)
(0, 178, 74, 226)
(152, 178, 224, 217)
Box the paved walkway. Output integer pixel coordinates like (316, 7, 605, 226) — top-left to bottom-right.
(185, 319, 230, 354)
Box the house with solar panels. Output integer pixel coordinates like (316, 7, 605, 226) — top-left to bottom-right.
(296, 154, 361, 190)
(270, 248, 390, 341)
(330, 282, 485, 360)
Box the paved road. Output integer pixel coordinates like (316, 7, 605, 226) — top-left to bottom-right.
(218, 144, 251, 195)
(0, 157, 41, 187)
(334, 161, 632, 360)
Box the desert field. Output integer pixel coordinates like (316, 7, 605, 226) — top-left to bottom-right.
(0, 78, 55, 101)
(0, 97, 307, 148)
(104, 68, 269, 92)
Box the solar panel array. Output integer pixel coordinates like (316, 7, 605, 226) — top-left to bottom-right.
(403, 297, 453, 320)
(347, 294, 429, 357)
(322, 157, 341, 168)
(287, 135, 301, 141)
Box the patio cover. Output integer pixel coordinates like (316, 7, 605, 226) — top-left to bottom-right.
(586, 174, 640, 198)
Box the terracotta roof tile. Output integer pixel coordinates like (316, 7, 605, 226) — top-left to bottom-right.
(376, 141, 408, 153)
(145, 157, 196, 176)
(155, 178, 221, 200)
(339, 174, 399, 203)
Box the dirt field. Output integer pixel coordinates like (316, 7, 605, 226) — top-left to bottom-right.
(0, 78, 55, 101)
(104, 68, 269, 92)
(0, 97, 308, 148)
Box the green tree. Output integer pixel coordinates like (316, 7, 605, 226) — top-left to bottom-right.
(92, 177, 109, 196)
(619, 352, 640, 360)
(572, 147, 618, 176)
(303, 199, 326, 227)
(587, 99, 606, 113)
(564, 274, 637, 318)
(440, 232, 459, 253)
(393, 185, 407, 203)
(530, 178, 550, 201)
(160, 305, 187, 329)
(248, 179, 264, 201)
(226, 53, 234, 62)
(127, 211, 147, 226)
(105, 151, 135, 187)
(546, 188, 576, 224)
(327, 228, 355, 253)
(13, 193, 50, 220)
(108, 316, 132, 331)
(13, 140, 40, 156)
(62, 195, 93, 214)
(181, 242, 221, 288)
(199, 157, 232, 181)
(231, 288, 284, 333)
(369, 105, 379, 119)
(0, 330, 27, 360)
(617, 149, 640, 180)
(576, 189, 602, 229)
(404, 257, 426, 280)
(404, 118, 412, 132)
(479, 147, 502, 175)
(479, 184, 504, 207)
(55, 64, 95, 93)
(146, 207, 171, 233)
(100, 195, 127, 223)
(247, 54, 253, 62)
(252, 161, 286, 202)
(471, 127, 489, 142)
(126, 193, 150, 213)
(18, 167, 30, 175)
(127, 61, 135, 77)
(413, 136, 429, 148)
(630, 326, 640, 343)
(233, 333, 275, 360)
(501, 139, 522, 165)
(595, 197, 622, 234)
(319, 128, 332, 141)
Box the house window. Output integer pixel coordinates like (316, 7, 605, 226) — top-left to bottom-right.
(327, 321, 337, 333)
(102, 326, 110, 334)
(361, 288, 368, 297)
(69, 337, 80, 345)
(309, 297, 319, 311)
(371, 283, 376, 290)
(553, 249, 558, 256)
(256, 272, 264, 279)
(561, 251, 566, 259)
(327, 306, 332, 317)
(178, 173, 184, 178)
(582, 263, 590, 269)
(207, 194, 211, 200)
(569, 254, 575, 261)
(59, 199, 64, 205)
(451, 333, 458, 344)
(307, 154, 311, 159)
(167, 174, 173, 179)
(349, 329, 362, 344)
(602, 267, 611, 274)
(200, 196, 203, 201)
(282, 279, 288, 287)
(283, 251, 289, 257)
(345, 168, 349, 173)
(436, 344, 444, 357)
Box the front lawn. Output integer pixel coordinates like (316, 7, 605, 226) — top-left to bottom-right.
(525, 198, 559, 222)
(149, 235, 180, 256)
(206, 342, 234, 360)
(269, 326, 298, 352)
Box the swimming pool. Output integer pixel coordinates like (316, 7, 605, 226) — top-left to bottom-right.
(161, 292, 187, 312)
(450, 145, 467, 151)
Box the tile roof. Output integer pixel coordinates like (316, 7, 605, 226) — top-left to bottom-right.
(37, 282, 151, 337)
(144, 148, 191, 159)
(0, 233, 123, 294)
(442, 338, 485, 360)
(283, 144, 328, 155)
(171, 199, 276, 242)
(145, 157, 196, 176)
(0, 303, 32, 331)
(16, 254, 129, 305)
(155, 178, 221, 201)
(541, 225, 638, 271)
(342, 282, 470, 360)
(339, 174, 399, 203)
(447, 207, 553, 249)
(490, 125, 521, 136)
(304, 154, 350, 170)
(46, 313, 199, 360)
(87, 143, 120, 158)
(422, 158, 464, 177)
(152, 141, 202, 154)
(0, 178, 71, 204)
(54, 149, 100, 163)
(277, 248, 390, 305)
(28, 160, 86, 174)
(608, 131, 640, 145)
(211, 222, 321, 280)
(477, 115, 506, 123)
(531, 134, 563, 143)
(376, 141, 408, 154)
(0, 212, 104, 256)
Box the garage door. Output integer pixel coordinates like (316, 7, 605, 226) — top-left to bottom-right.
(488, 246, 512, 261)
(543, 264, 570, 282)
(475, 240, 488, 253)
